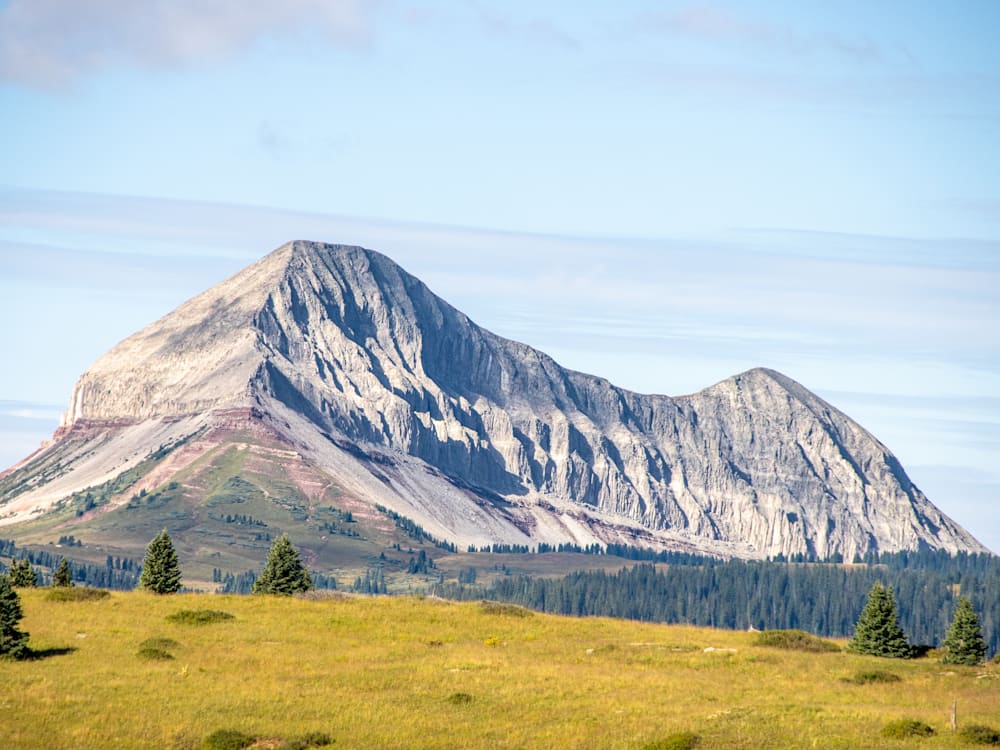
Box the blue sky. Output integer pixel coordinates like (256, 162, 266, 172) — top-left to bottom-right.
(1, 1, 998, 552)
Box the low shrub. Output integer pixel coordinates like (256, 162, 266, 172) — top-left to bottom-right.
(881, 719, 934, 739)
(842, 670, 902, 685)
(45, 587, 110, 602)
(167, 609, 235, 625)
(202, 729, 256, 750)
(960, 724, 1000, 745)
(447, 692, 474, 705)
(480, 601, 533, 617)
(139, 637, 181, 651)
(753, 629, 840, 653)
(276, 731, 333, 749)
(137, 646, 174, 661)
(641, 732, 700, 750)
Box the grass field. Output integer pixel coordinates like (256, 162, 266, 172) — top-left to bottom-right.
(3, 589, 999, 749)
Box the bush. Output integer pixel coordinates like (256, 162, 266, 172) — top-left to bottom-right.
(45, 587, 110, 602)
(480, 601, 533, 617)
(139, 637, 181, 651)
(202, 729, 256, 750)
(881, 719, 934, 739)
(641, 732, 700, 750)
(137, 646, 175, 661)
(842, 670, 902, 685)
(276, 732, 333, 749)
(960, 724, 1000, 745)
(447, 692, 474, 705)
(754, 629, 840, 653)
(167, 609, 235, 625)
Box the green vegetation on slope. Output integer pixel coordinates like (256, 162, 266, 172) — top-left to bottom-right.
(4, 590, 1000, 749)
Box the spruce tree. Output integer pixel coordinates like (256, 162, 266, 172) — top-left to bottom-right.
(0, 573, 29, 659)
(252, 535, 313, 595)
(52, 558, 73, 588)
(10, 558, 37, 588)
(139, 530, 182, 594)
(941, 596, 987, 666)
(847, 582, 912, 658)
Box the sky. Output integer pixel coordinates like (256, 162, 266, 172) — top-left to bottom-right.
(1, 1, 998, 552)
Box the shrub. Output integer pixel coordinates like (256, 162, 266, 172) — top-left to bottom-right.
(167, 609, 235, 625)
(137, 646, 175, 661)
(881, 719, 934, 739)
(139, 637, 181, 651)
(275, 731, 333, 749)
(202, 729, 256, 750)
(45, 586, 110, 602)
(842, 670, 902, 685)
(480, 601, 533, 617)
(641, 732, 700, 750)
(754, 629, 840, 653)
(960, 724, 1000, 745)
(447, 692, 474, 705)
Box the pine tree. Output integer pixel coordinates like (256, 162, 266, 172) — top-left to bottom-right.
(139, 530, 182, 594)
(941, 596, 987, 666)
(0, 574, 30, 659)
(847, 582, 912, 658)
(10, 558, 37, 588)
(52, 558, 73, 588)
(252, 535, 313, 595)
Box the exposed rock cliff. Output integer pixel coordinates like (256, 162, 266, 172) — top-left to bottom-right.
(6, 241, 987, 559)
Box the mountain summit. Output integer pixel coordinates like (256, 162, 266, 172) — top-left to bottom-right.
(0, 241, 987, 565)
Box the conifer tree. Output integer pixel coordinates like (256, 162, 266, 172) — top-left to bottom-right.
(252, 535, 313, 595)
(10, 558, 37, 588)
(52, 558, 73, 588)
(941, 596, 987, 666)
(0, 573, 29, 659)
(847, 582, 912, 658)
(139, 530, 182, 594)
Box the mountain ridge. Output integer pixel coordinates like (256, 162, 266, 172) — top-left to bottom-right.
(1, 240, 987, 565)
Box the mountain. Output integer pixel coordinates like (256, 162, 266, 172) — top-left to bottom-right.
(0, 241, 987, 579)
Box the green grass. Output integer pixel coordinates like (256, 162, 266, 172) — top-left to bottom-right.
(5, 589, 1000, 749)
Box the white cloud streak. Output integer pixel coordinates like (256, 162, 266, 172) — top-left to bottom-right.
(0, 0, 378, 87)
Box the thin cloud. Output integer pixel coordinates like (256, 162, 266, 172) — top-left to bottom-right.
(0, 0, 378, 88)
(641, 4, 882, 65)
(473, 6, 579, 51)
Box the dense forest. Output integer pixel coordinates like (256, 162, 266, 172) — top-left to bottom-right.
(434, 549, 1000, 655)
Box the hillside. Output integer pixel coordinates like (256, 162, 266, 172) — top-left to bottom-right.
(5, 590, 1000, 749)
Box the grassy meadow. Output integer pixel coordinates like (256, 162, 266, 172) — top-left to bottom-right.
(3, 589, 1000, 749)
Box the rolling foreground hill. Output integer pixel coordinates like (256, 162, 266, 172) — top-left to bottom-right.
(0, 241, 986, 575)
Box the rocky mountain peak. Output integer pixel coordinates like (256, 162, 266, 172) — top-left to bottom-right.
(14, 241, 988, 560)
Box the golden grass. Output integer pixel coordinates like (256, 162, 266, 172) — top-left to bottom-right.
(4, 590, 999, 749)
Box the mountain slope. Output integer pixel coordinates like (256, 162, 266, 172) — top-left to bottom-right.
(0, 241, 987, 565)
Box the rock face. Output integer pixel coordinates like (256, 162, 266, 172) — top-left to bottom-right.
(1, 241, 988, 559)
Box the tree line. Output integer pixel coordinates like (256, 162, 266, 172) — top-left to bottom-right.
(433, 552, 1000, 655)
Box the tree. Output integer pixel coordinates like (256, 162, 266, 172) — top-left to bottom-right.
(0, 574, 29, 659)
(252, 535, 313, 595)
(941, 596, 987, 665)
(139, 530, 182, 594)
(847, 582, 912, 658)
(52, 558, 73, 588)
(10, 558, 37, 588)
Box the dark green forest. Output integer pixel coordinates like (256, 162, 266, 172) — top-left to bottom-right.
(434, 549, 1000, 656)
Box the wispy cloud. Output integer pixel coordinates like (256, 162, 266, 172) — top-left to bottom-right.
(0, 0, 378, 87)
(473, 5, 579, 51)
(641, 4, 882, 65)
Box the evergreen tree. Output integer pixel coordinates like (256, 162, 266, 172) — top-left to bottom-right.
(941, 596, 987, 666)
(252, 535, 313, 595)
(52, 558, 73, 588)
(0, 573, 29, 659)
(139, 530, 182, 594)
(847, 582, 912, 658)
(10, 558, 37, 588)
